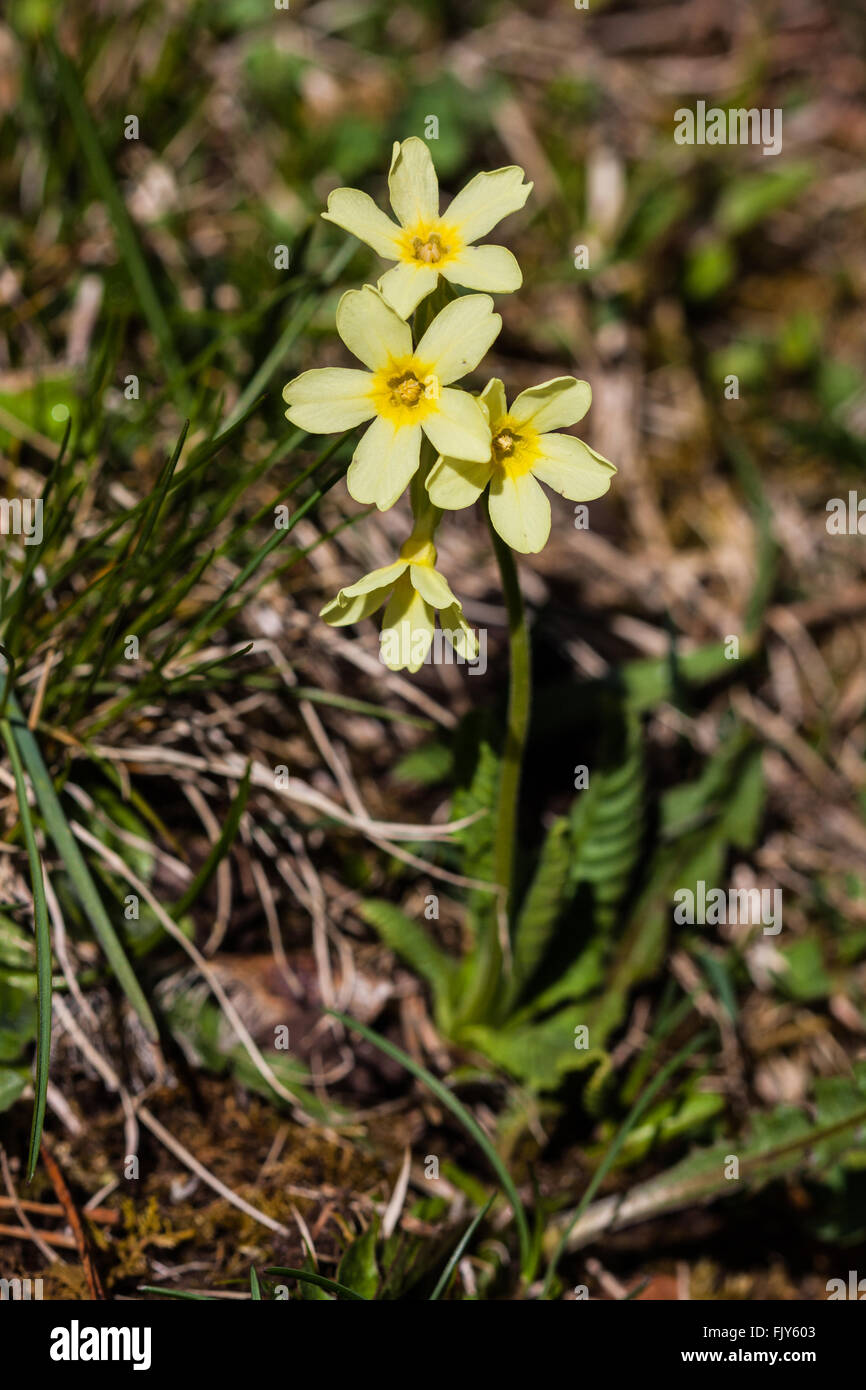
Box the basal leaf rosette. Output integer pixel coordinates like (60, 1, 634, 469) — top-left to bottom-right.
(320, 531, 478, 674)
(282, 285, 500, 511)
(426, 376, 616, 554)
(322, 137, 532, 318)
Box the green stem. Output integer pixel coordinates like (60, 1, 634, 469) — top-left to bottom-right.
(488, 504, 532, 921)
(461, 502, 531, 1024)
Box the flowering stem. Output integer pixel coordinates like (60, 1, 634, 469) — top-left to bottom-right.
(487, 504, 531, 923)
(462, 500, 531, 1024)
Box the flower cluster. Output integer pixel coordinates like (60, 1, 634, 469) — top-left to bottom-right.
(283, 137, 615, 671)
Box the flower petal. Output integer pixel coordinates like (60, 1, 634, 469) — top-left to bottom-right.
(380, 577, 435, 672)
(409, 563, 458, 610)
(320, 586, 390, 627)
(282, 368, 375, 432)
(426, 453, 492, 509)
(346, 416, 422, 510)
(415, 294, 501, 385)
(444, 166, 532, 244)
(388, 137, 439, 229)
(377, 261, 439, 319)
(321, 188, 402, 259)
(479, 377, 507, 428)
(441, 244, 522, 294)
(422, 387, 491, 463)
(488, 468, 551, 554)
(440, 603, 479, 661)
(509, 376, 592, 433)
(336, 286, 412, 370)
(531, 433, 616, 500)
(338, 559, 408, 599)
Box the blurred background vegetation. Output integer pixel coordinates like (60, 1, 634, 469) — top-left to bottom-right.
(1, 0, 866, 1300)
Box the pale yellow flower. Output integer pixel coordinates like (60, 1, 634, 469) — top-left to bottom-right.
(320, 532, 478, 673)
(426, 377, 616, 553)
(282, 285, 500, 511)
(321, 137, 532, 318)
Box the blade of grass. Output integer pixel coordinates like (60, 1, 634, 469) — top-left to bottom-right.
(287, 687, 434, 731)
(329, 1010, 531, 1275)
(263, 1266, 368, 1301)
(0, 685, 157, 1038)
(138, 1287, 216, 1301)
(1, 417, 72, 653)
(0, 717, 51, 1180)
(160, 465, 347, 668)
(69, 420, 191, 694)
(429, 1193, 495, 1300)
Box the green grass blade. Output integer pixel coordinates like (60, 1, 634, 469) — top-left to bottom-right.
(0, 719, 52, 1180)
(264, 1266, 368, 1300)
(1, 688, 157, 1038)
(250, 1266, 262, 1300)
(329, 1010, 531, 1275)
(130, 419, 190, 558)
(288, 687, 434, 730)
(165, 466, 346, 663)
(138, 1287, 216, 1301)
(429, 1193, 495, 1300)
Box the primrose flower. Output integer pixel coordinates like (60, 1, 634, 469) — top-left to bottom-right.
(322, 137, 532, 319)
(425, 377, 616, 554)
(320, 531, 478, 674)
(283, 285, 499, 511)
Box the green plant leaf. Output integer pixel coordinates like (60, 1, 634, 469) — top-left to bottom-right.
(0, 1065, 29, 1113)
(505, 817, 571, 1011)
(543, 1030, 710, 1295)
(552, 1062, 866, 1254)
(461, 1014, 609, 1093)
(569, 717, 644, 930)
(336, 1220, 380, 1300)
(360, 899, 455, 1010)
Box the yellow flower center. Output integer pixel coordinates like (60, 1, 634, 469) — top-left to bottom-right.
(490, 415, 541, 478)
(369, 354, 440, 427)
(395, 373, 424, 405)
(397, 219, 462, 270)
(412, 233, 445, 264)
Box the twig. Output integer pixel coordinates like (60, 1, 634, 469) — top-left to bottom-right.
(39, 1140, 106, 1299)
